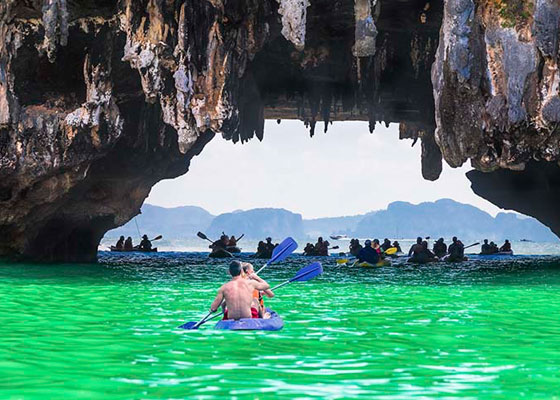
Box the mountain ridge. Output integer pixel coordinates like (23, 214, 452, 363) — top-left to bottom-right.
(105, 200, 557, 242)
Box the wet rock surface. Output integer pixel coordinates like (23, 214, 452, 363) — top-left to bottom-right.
(0, 0, 559, 261)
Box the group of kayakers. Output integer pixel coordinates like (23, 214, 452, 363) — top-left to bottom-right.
(255, 237, 278, 258)
(303, 237, 331, 256)
(349, 238, 402, 257)
(211, 233, 243, 251)
(113, 235, 153, 251)
(480, 239, 511, 254)
(210, 261, 274, 320)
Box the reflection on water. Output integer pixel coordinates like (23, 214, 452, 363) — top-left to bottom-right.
(1, 252, 560, 398)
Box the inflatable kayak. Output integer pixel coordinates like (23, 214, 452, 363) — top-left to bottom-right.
(110, 246, 158, 253)
(356, 259, 391, 268)
(407, 256, 439, 264)
(209, 248, 233, 258)
(226, 246, 241, 254)
(214, 309, 283, 331)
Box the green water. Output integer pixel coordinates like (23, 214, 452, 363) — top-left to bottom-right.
(2, 253, 560, 399)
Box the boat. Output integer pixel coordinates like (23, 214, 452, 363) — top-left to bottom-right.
(209, 248, 233, 258)
(109, 246, 158, 253)
(329, 235, 348, 240)
(442, 255, 469, 262)
(226, 246, 241, 254)
(214, 309, 283, 331)
(479, 251, 514, 256)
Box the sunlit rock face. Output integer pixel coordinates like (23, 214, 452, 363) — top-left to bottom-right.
(0, 0, 559, 261)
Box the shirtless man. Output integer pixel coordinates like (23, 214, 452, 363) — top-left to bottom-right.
(242, 262, 275, 318)
(210, 261, 270, 320)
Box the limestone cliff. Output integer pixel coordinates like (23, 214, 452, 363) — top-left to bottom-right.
(0, 0, 559, 261)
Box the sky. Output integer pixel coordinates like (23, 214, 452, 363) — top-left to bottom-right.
(146, 120, 504, 219)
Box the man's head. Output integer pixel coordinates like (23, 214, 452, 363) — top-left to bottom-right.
(505, 239, 510, 243)
(142, 234, 148, 240)
(416, 237, 422, 244)
(373, 239, 380, 245)
(318, 237, 323, 243)
(438, 238, 444, 243)
(229, 260, 243, 277)
(364, 239, 372, 247)
(266, 237, 272, 243)
(422, 241, 428, 249)
(484, 239, 488, 244)
(120, 236, 124, 240)
(241, 262, 254, 276)
(452, 236, 458, 242)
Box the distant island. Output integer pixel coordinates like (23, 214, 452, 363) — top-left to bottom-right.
(105, 199, 557, 242)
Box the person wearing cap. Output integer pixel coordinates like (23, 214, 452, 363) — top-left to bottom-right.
(357, 240, 380, 265)
(210, 260, 271, 320)
(139, 234, 152, 251)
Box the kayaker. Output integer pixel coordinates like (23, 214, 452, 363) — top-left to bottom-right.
(265, 237, 276, 253)
(304, 243, 315, 256)
(349, 239, 362, 257)
(489, 241, 499, 253)
(408, 237, 423, 257)
(124, 237, 133, 251)
(314, 237, 329, 256)
(481, 239, 491, 254)
(211, 235, 228, 250)
(408, 240, 435, 263)
(447, 237, 465, 262)
(115, 236, 125, 250)
(357, 240, 380, 265)
(372, 239, 382, 256)
(242, 262, 274, 318)
(139, 235, 152, 251)
(210, 261, 271, 320)
(381, 239, 392, 252)
(433, 238, 447, 258)
(392, 241, 402, 253)
(499, 240, 512, 252)
(228, 235, 238, 247)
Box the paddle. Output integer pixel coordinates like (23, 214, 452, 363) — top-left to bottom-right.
(151, 235, 163, 241)
(197, 231, 214, 244)
(328, 246, 340, 250)
(464, 242, 480, 250)
(180, 237, 298, 330)
(255, 237, 298, 274)
(181, 262, 323, 329)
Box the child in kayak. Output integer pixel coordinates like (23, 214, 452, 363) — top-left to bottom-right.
(242, 262, 275, 319)
(210, 261, 270, 321)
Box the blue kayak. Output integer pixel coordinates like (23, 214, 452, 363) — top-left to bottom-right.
(214, 308, 283, 331)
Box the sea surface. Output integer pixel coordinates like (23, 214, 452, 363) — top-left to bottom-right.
(2, 248, 560, 399)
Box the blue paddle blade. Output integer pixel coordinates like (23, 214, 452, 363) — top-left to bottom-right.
(178, 321, 199, 330)
(269, 237, 298, 264)
(291, 262, 323, 282)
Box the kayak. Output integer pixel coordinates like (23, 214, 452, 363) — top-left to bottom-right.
(110, 246, 158, 253)
(209, 248, 233, 258)
(408, 256, 439, 264)
(479, 251, 514, 256)
(356, 259, 391, 268)
(227, 246, 241, 254)
(214, 309, 283, 331)
(442, 255, 469, 262)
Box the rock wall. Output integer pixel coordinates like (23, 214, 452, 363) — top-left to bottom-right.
(1, 0, 560, 261)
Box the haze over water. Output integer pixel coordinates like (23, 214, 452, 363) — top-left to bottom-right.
(2, 252, 560, 398)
